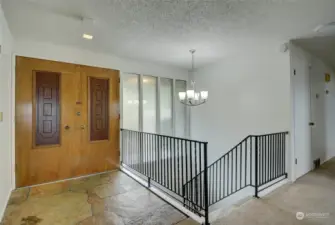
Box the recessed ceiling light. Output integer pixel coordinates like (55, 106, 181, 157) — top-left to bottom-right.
(83, 34, 93, 40)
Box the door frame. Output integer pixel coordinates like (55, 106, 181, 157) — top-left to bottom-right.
(290, 44, 313, 182)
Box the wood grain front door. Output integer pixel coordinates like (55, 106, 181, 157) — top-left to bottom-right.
(15, 57, 120, 187)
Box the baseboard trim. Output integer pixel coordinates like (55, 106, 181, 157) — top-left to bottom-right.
(0, 188, 12, 222)
(17, 169, 119, 189)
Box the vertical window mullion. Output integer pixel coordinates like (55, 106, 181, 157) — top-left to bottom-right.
(139, 74, 144, 132)
(157, 77, 161, 134)
(172, 79, 176, 137)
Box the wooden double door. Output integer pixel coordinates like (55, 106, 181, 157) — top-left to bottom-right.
(15, 57, 120, 187)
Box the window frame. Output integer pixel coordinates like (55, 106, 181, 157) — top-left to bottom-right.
(121, 73, 189, 137)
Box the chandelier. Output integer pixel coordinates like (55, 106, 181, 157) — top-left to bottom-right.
(178, 50, 208, 106)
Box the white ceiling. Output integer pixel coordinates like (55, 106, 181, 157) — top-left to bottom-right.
(3, 0, 335, 68)
(294, 36, 335, 68)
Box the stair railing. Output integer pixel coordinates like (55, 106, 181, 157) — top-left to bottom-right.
(121, 129, 288, 225)
(182, 131, 289, 223)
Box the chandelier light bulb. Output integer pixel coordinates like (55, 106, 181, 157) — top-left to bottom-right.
(194, 93, 200, 101)
(179, 92, 186, 101)
(200, 91, 208, 100)
(186, 90, 195, 99)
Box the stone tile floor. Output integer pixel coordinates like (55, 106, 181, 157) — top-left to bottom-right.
(2, 158, 335, 225)
(1, 171, 188, 225)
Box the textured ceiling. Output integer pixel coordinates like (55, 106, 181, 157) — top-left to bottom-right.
(3, 0, 335, 68)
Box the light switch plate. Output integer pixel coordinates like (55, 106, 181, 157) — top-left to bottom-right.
(0, 112, 3, 122)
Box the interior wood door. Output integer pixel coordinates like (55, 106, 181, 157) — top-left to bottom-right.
(15, 57, 120, 187)
(72, 65, 120, 176)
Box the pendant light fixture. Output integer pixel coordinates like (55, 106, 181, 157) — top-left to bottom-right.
(178, 50, 208, 106)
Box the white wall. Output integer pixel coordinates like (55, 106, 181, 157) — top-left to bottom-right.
(14, 40, 188, 80)
(191, 49, 291, 164)
(0, 3, 13, 220)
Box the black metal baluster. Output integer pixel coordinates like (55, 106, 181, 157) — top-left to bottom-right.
(229, 151, 232, 195)
(137, 132, 140, 172)
(189, 141, 193, 203)
(166, 137, 169, 187)
(185, 140, 188, 196)
(170, 137, 173, 190)
(176, 140, 180, 195)
(283, 134, 286, 175)
(262, 136, 265, 185)
(210, 166, 213, 205)
(273, 134, 281, 177)
(173, 139, 179, 193)
(267, 135, 270, 182)
(219, 158, 223, 199)
(245, 138, 247, 187)
(199, 142, 202, 208)
(159, 136, 161, 185)
(143, 133, 146, 176)
(268, 135, 271, 180)
(224, 156, 227, 197)
(240, 144, 242, 189)
(250, 137, 253, 186)
(194, 142, 198, 205)
(215, 163, 218, 203)
(269, 135, 272, 179)
(273, 134, 276, 178)
(254, 136, 259, 198)
(134, 132, 137, 171)
(203, 142, 209, 225)
(279, 134, 282, 176)
(235, 147, 237, 192)
(163, 137, 166, 187)
(150, 134, 153, 179)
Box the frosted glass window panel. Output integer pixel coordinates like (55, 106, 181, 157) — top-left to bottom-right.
(175, 80, 187, 137)
(160, 78, 173, 135)
(122, 74, 140, 131)
(143, 76, 157, 133)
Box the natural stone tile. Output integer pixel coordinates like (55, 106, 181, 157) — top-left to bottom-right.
(174, 218, 199, 225)
(93, 183, 128, 198)
(7, 188, 30, 205)
(69, 174, 114, 193)
(29, 181, 69, 198)
(214, 199, 305, 225)
(77, 211, 131, 225)
(134, 203, 187, 225)
(2, 191, 91, 225)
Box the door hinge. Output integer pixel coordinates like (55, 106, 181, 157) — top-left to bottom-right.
(293, 69, 296, 75)
(295, 158, 298, 165)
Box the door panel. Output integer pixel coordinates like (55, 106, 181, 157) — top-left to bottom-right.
(292, 55, 312, 179)
(15, 57, 120, 187)
(34, 71, 61, 146)
(77, 66, 120, 175)
(89, 77, 109, 141)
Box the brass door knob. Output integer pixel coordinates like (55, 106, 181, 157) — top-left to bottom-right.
(80, 125, 85, 130)
(64, 125, 70, 130)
